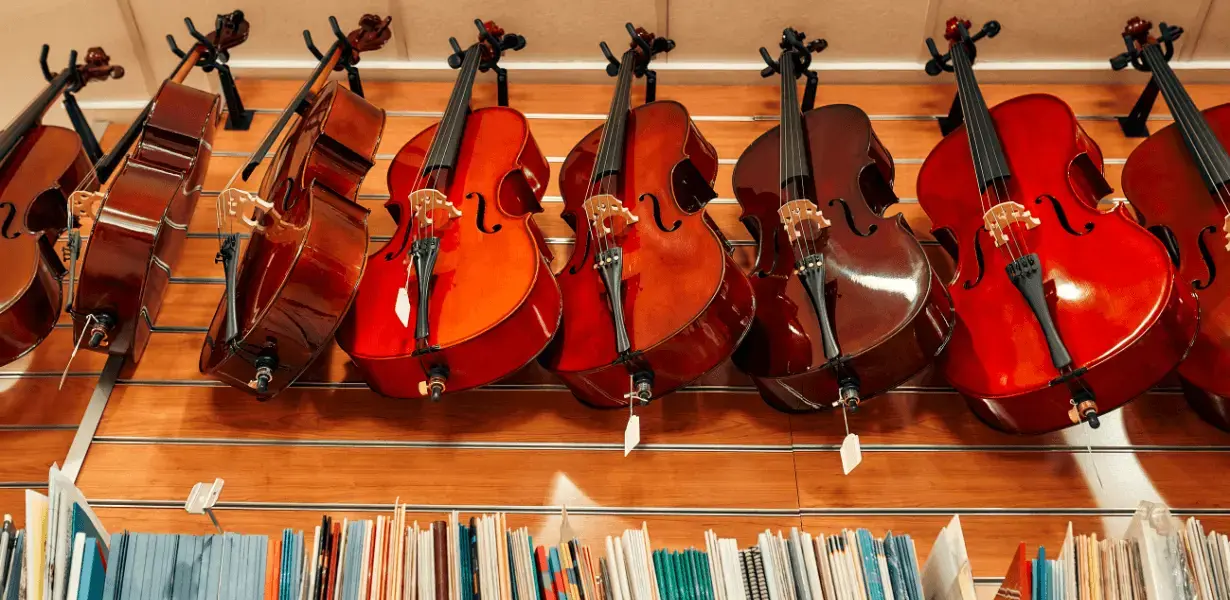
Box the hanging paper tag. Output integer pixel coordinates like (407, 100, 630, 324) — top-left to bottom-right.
(395, 288, 412, 327)
(839, 433, 862, 475)
(624, 414, 641, 456)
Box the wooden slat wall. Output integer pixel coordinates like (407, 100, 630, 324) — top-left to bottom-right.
(2, 79, 1228, 585)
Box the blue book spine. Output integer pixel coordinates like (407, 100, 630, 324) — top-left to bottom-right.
(529, 536, 542, 600)
(549, 547, 567, 600)
(506, 531, 517, 600)
(857, 530, 884, 600)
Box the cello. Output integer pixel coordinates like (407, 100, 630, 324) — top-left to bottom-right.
(731, 28, 954, 412)
(201, 15, 390, 397)
(0, 47, 122, 367)
(69, 11, 249, 363)
(540, 24, 756, 407)
(1112, 18, 1230, 430)
(337, 20, 560, 400)
(917, 17, 1198, 434)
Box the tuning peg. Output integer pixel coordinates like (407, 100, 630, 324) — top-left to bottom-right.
(807, 39, 828, 54)
(447, 37, 464, 68)
(653, 37, 675, 54)
(981, 20, 1001, 38)
(503, 33, 527, 52)
(599, 41, 620, 76)
(1109, 52, 1133, 71)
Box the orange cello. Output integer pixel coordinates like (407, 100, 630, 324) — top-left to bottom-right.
(1112, 19, 1230, 430)
(337, 20, 559, 400)
(540, 24, 756, 407)
(917, 18, 1198, 434)
(68, 11, 249, 363)
(0, 47, 122, 367)
(201, 15, 390, 397)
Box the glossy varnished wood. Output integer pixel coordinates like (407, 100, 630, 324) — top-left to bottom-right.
(732, 104, 953, 411)
(918, 94, 1199, 434)
(543, 101, 755, 406)
(1121, 104, 1230, 431)
(339, 107, 562, 397)
(71, 82, 221, 362)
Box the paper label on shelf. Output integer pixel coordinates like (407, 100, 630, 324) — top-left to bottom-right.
(395, 288, 411, 327)
(624, 414, 641, 456)
(840, 433, 862, 475)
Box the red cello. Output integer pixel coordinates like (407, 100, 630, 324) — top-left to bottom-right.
(338, 20, 560, 401)
(1113, 19, 1230, 430)
(540, 24, 756, 407)
(731, 29, 954, 412)
(69, 11, 249, 362)
(201, 15, 390, 397)
(917, 18, 1198, 434)
(0, 47, 122, 367)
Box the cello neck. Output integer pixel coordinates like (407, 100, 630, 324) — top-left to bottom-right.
(590, 49, 638, 190)
(0, 69, 76, 167)
(777, 52, 811, 191)
(422, 45, 484, 176)
(241, 41, 344, 180)
(93, 45, 208, 183)
(1140, 44, 1230, 194)
(950, 43, 1011, 193)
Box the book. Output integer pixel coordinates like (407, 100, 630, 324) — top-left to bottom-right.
(75, 537, 103, 600)
(65, 533, 85, 600)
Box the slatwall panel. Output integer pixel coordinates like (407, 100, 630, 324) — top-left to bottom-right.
(1, 80, 1228, 591)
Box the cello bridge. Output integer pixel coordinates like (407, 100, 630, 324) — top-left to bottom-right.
(583, 194, 638, 236)
(219, 188, 274, 228)
(409, 189, 462, 228)
(778, 199, 831, 243)
(68, 191, 105, 221)
(1222, 214, 1230, 251)
(983, 201, 1041, 248)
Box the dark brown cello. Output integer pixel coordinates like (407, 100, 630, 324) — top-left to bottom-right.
(917, 18, 1198, 434)
(0, 47, 122, 367)
(69, 11, 249, 363)
(338, 21, 561, 400)
(540, 24, 756, 407)
(201, 15, 390, 397)
(731, 29, 954, 412)
(1112, 19, 1230, 430)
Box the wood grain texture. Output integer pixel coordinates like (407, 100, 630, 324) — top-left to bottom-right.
(76, 444, 801, 508)
(0, 431, 74, 482)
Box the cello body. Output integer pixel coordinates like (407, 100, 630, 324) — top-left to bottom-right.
(1121, 103, 1230, 430)
(338, 106, 561, 396)
(72, 82, 221, 361)
(0, 126, 90, 365)
(201, 82, 383, 395)
(542, 100, 756, 407)
(732, 104, 954, 411)
(917, 93, 1199, 434)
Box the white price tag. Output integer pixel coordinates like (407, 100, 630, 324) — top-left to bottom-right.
(624, 414, 641, 456)
(840, 433, 862, 475)
(395, 288, 412, 327)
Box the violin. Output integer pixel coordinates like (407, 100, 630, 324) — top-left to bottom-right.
(201, 15, 391, 397)
(917, 18, 1198, 434)
(0, 47, 122, 367)
(69, 11, 249, 363)
(730, 29, 954, 412)
(337, 20, 560, 401)
(1113, 18, 1230, 430)
(540, 24, 756, 407)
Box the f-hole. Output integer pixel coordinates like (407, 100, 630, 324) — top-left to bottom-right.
(1148, 224, 1181, 268)
(0, 202, 19, 239)
(1036, 194, 1094, 237)
(280, 178, 297, 212)
(1193, 225, 1218, 290)
(963, 228, 987, 290)
(645, 193, 682, 232)
(469, 192, 502, 234)
(568, 233, 592, 275)
(828, 198, 878, 237)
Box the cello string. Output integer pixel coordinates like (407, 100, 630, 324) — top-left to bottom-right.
(417, 47, 473, 247)
(790, 55, 817, 264)
(585, 50, 633, 261)
(779, 51, 809, 266)
(951, 42, 1018, 263)
(1146, 45, 1230, 216)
